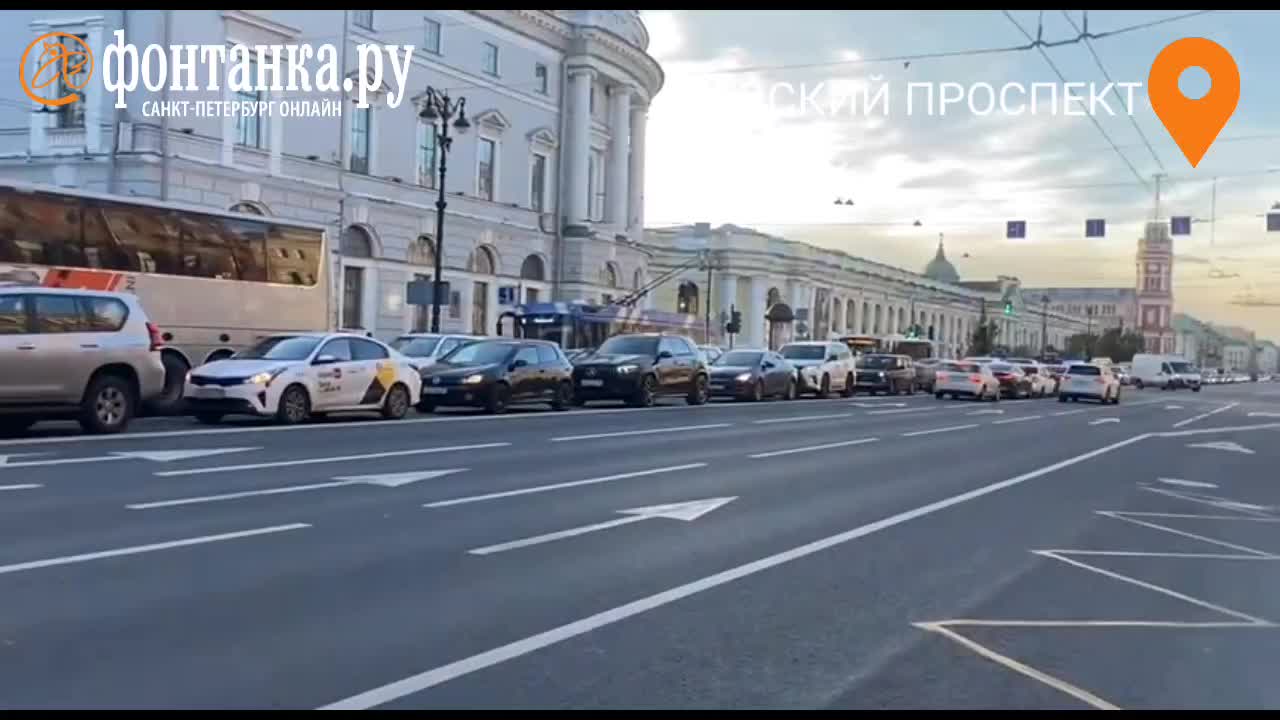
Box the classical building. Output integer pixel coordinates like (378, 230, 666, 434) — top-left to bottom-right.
(642, 224, 1088, 358)
(1, 9, 661, 339)
(1019, 287, 1138, 335)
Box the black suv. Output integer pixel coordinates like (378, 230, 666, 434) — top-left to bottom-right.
(418, 339, 575, 414)
(854, 353, 916, 395)
(572, 333, 710, 407)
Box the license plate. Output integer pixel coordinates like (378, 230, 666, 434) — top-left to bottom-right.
(579, 379, 604, 387)
(423, 387, 448, 395)
(194, 387, 225, 398)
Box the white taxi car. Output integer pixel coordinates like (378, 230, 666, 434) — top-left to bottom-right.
(933, 360, 1001, 401)
(184, 332, 422, 424)
(1058, 362, 1121, 404)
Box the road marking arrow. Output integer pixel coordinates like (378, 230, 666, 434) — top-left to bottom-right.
(1, 446, 260, 470)
(967, 409, 1004, 416)
(468, 496, 736, 556)
(1089, 418, 1120, 425)
(853, 402, 906, 408)
(1248, 411, 1280, 418)
(127, 469, 466, 509)
(1164, 405, 1184, 410)
(0, 483, 41, 491)
(1157, 477, 1218, 489)
(1188, 441, 1255, 455)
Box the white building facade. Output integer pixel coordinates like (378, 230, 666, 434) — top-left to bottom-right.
(0, 9, 661, 340)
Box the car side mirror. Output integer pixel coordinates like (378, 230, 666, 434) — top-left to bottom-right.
(762, 361, 774, 369)
(312, 354, 339, 366)
(657, 350, 673, 360)
(827, 355, 838, 362)
(511, 359, 529, 370)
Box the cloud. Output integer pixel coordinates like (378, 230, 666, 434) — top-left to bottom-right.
(1177, 254, 1212, 264)
(900, 168, 978, 189)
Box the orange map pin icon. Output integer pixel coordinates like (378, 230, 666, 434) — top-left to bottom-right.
(1148, 37, 1240, 168)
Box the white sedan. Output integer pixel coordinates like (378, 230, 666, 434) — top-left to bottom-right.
(1058, 362, 1122, 404)
(185, 332, 423, 424)
(1012, 360, 1056, 397)
(933, 360, 1001, 401)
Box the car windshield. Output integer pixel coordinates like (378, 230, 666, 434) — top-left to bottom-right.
(1169, 361, 1195, 373)
(859, 355, 895, 369)
(1068, 364, 1102, 376)
(715, 351, 763, 366)
(391, 336, 442, 357)
(442, 341, 516, 365)
(944, 363, 980, 373)
(596, 336, 659, 356)
(780, 345, 825, 360)
(233, 336, 321, 361)
(990, 364, 1018, 374)
(1019, 365, 1039, 375)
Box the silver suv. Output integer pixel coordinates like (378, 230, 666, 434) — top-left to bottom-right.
(0, 287, 166, 434)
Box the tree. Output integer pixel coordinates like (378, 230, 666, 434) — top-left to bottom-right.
(1094, 328, 1145, 363)
(1011, 345, 1037, 358)
(1065, 333, 1094, 358)
(968, 319, 1001, 356)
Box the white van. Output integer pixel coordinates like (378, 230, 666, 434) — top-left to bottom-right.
(1131, 354, 1202, 391)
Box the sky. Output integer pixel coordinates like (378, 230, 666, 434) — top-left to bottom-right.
(639, 10, 1280, 341)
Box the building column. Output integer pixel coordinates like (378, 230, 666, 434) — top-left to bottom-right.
(715, 271, 737, 324)
(607, 86, 631, 227)
(627, 102, 647, 236)
(749, 275, 768, 348)
(564, 67, 596, 229)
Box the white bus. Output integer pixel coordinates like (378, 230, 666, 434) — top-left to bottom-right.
(0, 182, 330, 411)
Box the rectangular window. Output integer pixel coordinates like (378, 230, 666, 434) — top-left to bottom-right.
(477, 138, 496, 201)
(80, 296, 129, 332)
(449, 290, 462, 320)
(56, 34, 88, 129)
(351, 10, 374, 30)
(482, 42, 499, 76)
(424, 18, 441, 54)
(234, 59, 263, 148)
(0, 295, 28, 335)
(588, 149, 605, 220)
(472, 281, 489, 334)
(529, 153, 547, 212)
(417, 121, 438, 188)
(350, 105, 371, 174)
(343, 266, 364, 330)
(32, 294, 86, 333)
(411, 273, 431, 332)
(535, 63, 548, 95)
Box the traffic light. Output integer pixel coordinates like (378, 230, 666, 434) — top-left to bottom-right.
(1003, 300, 1014, 316)
(725, 308, 742, 335)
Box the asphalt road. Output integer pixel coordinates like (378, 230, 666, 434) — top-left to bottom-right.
(1, 382, 1278, 709)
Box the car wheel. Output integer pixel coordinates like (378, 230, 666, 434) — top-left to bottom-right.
(381, 383, 411, 420)
(817, 374, 831, 399)
(687, 374, 709, 406)
(147, 351, 190, 416)
(80, 373, 136, 434)
(935, 392, 944, 400)
(1112, 389, 1122, 405)
(841, 374, 855, 398)
(1134, 379, 1144, 390)
(275, 384, 311, 425)
(194, 412, 223, 425)
(751, 379, 764, 402)
(1059, 394, 1069, 403)
(630, 375, 657, 408)
(1071, 395, 1079, 403)
(551, 381, 574, 411)
(485, 383, 511, 415)
(785, 379, 797, 401)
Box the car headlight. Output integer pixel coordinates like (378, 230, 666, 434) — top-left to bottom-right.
(616, 364, 638, 374)
(463, 374, 486, 385)
(735, 372, 752, 382)
(877, 371, 886, 378)
(247, 367, 286, 385)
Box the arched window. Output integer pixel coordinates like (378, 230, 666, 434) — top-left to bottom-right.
(633, 267, 646, 291)
(341, 225, 373, 258)
(601, 262, 620, 289)
(408, 235, 435, 266)
(470, 245, 496, 275)
(229, 201, 265, 215)
(520, 254, 546, 281)
(677, 281, 699, 315)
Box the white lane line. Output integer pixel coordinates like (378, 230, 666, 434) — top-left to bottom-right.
(752, 413, 853, 425)
(154, 442, 508, 477)
(1051, 409, 1086, 416)
(1035, 550, 1271, 625)
(1157, 477, 1218, 489)
(319, 433, 1149, 710)
(1100, 511, 1276, 556)
(901, 424, 978, 437)
(992, 415, 1042, 425)
(934, 618, 1272, 628)
(0, 523, 310, 576)
(0, 455, 130, 470)
(1089, 418, 1121, 426)
(127, 481, 356, 509)
(748, 437, 879, 459)
(915, 622, 1120, 710)
(550, 424, 732, 443)
(1158, 422, 1280, 437)
(1136, 485, 1275, 517)
(0, 483, 41, 491)
(1113, 512, 1280, 522)
(1046, 550, 1278, 560)
(867, 406, 968, 415)
(424, 464, 706, 508)
(1172, 402, 1239, 429)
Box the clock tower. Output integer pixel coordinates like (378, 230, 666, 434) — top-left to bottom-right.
(1136, 221, 1174, 354)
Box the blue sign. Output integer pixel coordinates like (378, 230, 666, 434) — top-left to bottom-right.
(1006, 220, 1026, 239)
(498, 285, 519, 305)
(1170, 216, 1192, 236)
(1268, 212, 1280, 233)
(407, 280, 449, 306)
(1085, 218, 1105, 238)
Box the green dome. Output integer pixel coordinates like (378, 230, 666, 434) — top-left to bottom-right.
(923, 238, 959, 283)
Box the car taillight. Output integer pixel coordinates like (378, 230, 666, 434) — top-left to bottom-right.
(969, 374, 983, 383)
(936, 372, 949, 383)
(146, 321, 164, 351)
(1096, 378, 1106, 384)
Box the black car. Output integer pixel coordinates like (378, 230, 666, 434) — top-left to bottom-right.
(418, 339, 574, 414)
(572, 333, 710, 407)
(708, 349, 796, 401)
(989, 362, 1033, 399)
(855, 354, 916, 395)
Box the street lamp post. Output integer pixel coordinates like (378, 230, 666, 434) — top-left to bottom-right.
(1040, 294, 1049, 359)
(1086, 306, 1095, 361)
(418, 87, 470, 334)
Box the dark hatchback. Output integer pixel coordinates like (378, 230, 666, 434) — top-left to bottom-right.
(571, 333, 710, 407)
(855, 354, 915, 395)
(708, 349, 796, 401)
(418, 339, 574, 414)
